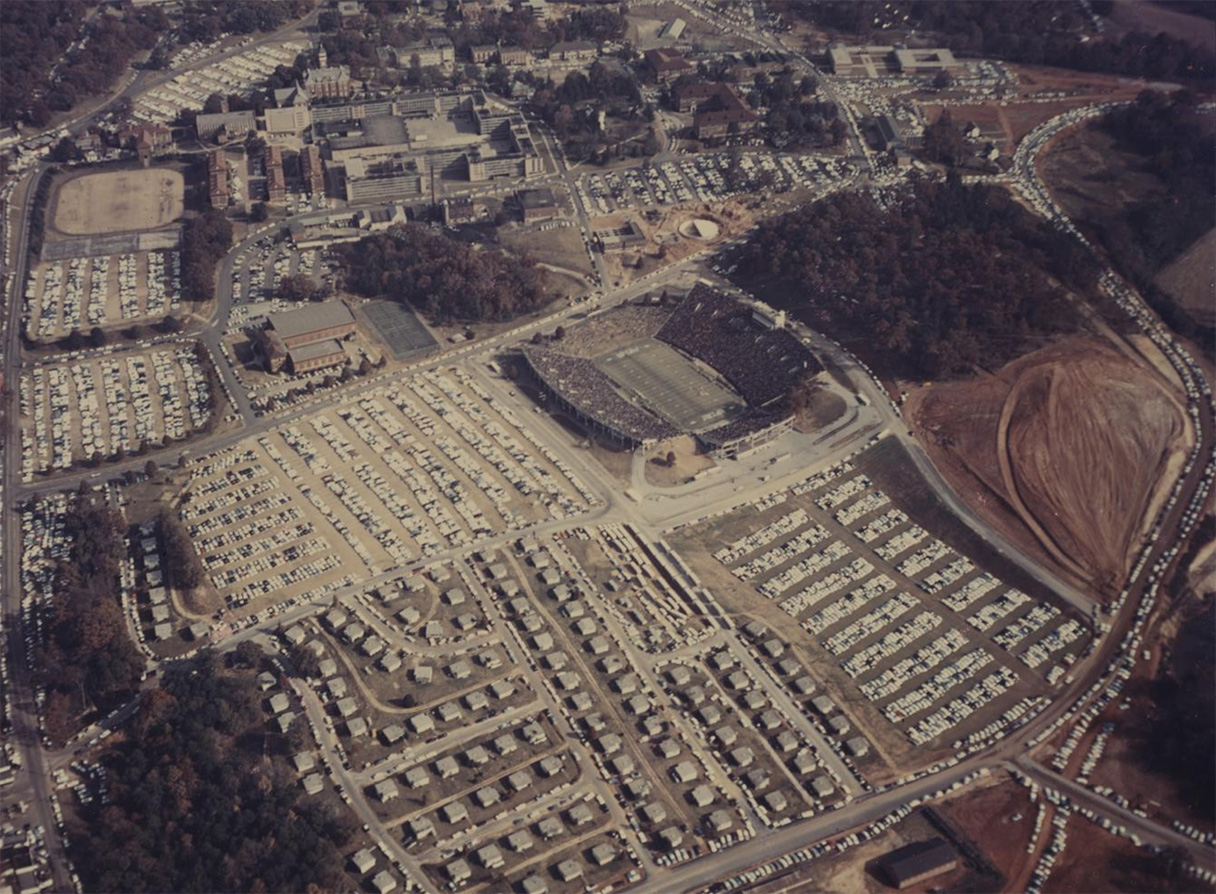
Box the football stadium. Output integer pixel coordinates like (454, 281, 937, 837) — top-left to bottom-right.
(524, 284, 822, 458)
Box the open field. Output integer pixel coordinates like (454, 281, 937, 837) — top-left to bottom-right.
(907, 335, 1193, 596)
(1042, 815, 1192, 894)
(1037, 125, 1164, 224)
(498, 221, 595, 279)
(1108, 0, 1216, 54)
(51, 168, 184, 235)
(1157, 228, 1216, 329)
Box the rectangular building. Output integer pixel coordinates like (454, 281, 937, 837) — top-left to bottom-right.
(268, 301, 357, 348)
(549, 40, 598, 62)
(265, 144, 286, 202)
(519, 187, 557, 221)
(207, 150, 229, 209)
(306, 65, 355, 100)
(300, 144, 325, 196)
(691, 84, 758, 140)
(288, 339, 346, 374)
(196, 109, 257, 141)
(645, 48, 694, 83)
(879, 839, 958, 889)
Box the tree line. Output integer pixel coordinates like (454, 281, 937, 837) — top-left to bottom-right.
(181, 208, 233, 303)
(733, 174, 1105, 380)
(332, 223, 549, 323)
(68, 655, 353, 892)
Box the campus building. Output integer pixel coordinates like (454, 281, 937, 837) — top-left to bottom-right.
(196, 109, 257, 142)
(268, 301, 358, 348)
(306, 65, 356, 100)
(645, 48, 694, 83)
(207, 149, 229, 209)
(265, 144, 286, 202)
(300, 144, 325, 196)
(827, 44, 961, 78)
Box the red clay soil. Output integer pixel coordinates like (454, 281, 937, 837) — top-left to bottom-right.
(940, 778, 1035, 886)
(907, 335, 1192, 598)
(1042, 816, 1201, 894)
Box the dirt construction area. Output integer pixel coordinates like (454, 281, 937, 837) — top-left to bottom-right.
(1156, 227, 1216, 329)
(52, 168, 185, 235)
(907, 335, 1194, 597)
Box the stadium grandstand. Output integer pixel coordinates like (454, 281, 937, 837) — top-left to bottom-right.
(524, 347, 679, 447)
(656, 284, 820, 407)
(521, 285, 822, 457)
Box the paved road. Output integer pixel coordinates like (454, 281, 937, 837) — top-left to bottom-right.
(0, 165, 74, 893)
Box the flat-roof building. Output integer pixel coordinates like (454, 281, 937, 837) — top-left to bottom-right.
(878, 839, 958, 889)
(267, 302, 357, 349)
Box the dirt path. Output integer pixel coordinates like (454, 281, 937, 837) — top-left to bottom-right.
(995, 367, 1089, 582)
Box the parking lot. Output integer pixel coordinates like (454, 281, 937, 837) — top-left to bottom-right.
(23, 250, 182, 340)
(19, 344, 214, 480)
(669, 445, 1091, 760)
(130, 40, 308, 125)
(178, 371, 596, 611)
(576, 153, 855, 215)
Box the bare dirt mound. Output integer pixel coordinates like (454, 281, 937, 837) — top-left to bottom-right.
(909, 336, 1192, 597)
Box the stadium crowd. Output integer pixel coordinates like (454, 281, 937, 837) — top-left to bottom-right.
(656, 285, 820, 406)
(524, 347, 679, 444)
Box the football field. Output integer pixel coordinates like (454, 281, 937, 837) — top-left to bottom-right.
(596, 338, 745, 432)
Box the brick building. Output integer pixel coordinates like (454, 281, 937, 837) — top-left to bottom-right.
(300, 144, 325, 196)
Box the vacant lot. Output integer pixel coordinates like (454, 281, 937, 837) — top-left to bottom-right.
(499, 224, 594, 279)
(908, 336, 1192, 597)
(53, 168, 184, 235)
(1156, 228, 1216, 329)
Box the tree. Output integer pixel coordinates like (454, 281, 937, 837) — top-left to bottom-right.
(787, 372, 823, 416)
(159, 508, 205, 591)
(230, 640, 263, 669)
(554, 325, 566, 340)
(932, 69, 954, 90)
(665, 450, 676, 467)
(921, 109, 966, 166)
(330, 223, 547, 324)
(89, 326, 106, 348)
(145, 460, 158, 478)
(289, 643, 320, 678)
(250, 201, 269, 222)
(277, 273, 317, 303)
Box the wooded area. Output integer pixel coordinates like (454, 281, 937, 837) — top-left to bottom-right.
(0, 1, 163, 127)
(36, 496, 143, 744)
(785, 0, 1214, 81)
(181, 209, 233, 303)
(69, 656, 353, 892)
(332, 223, 549, 323)
(734, 175, 1104, 379)
(1090, 90, 1215, 339)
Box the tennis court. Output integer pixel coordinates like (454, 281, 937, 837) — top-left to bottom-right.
(361, 300, 439, 360)
(596, 338, 745, 432)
